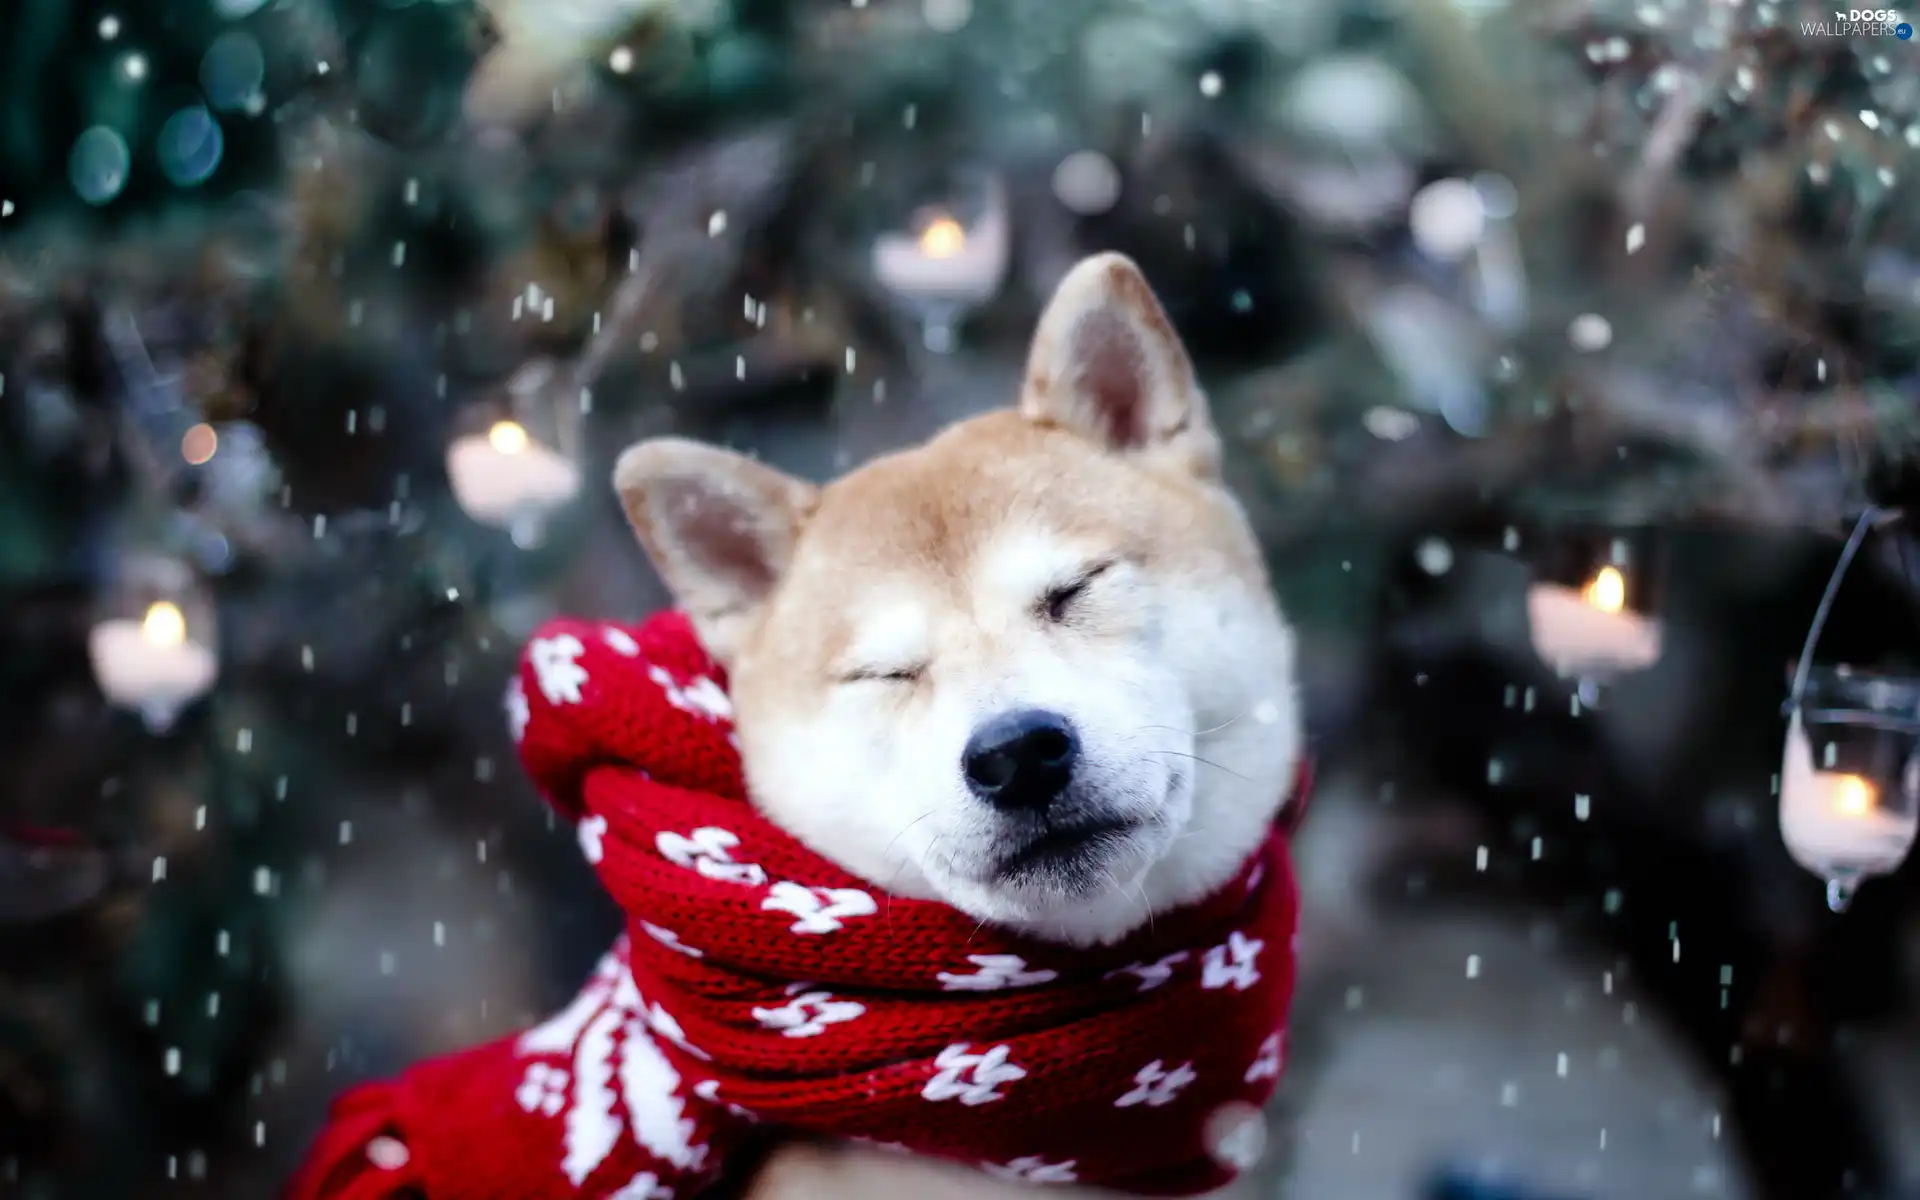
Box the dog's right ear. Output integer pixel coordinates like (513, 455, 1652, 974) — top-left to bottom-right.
(613, 438, 817, 663)
(1020, 252, 1220, 478)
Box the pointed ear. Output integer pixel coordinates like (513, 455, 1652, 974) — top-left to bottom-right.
(612, 438, 817, 663)
(1020, 253, 1219, 475)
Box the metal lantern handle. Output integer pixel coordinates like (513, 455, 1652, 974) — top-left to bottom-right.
(1788, 506, 1893, 715)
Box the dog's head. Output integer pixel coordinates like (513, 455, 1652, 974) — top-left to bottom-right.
(615, 254, 1301, 945)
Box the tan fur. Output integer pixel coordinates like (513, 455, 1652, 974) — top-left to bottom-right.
(733, 407, 1263, 681)
(613, 253, 1301, 1196)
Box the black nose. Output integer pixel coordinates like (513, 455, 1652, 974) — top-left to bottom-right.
(962, 709, 1080, 811)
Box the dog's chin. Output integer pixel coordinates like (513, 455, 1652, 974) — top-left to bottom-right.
(926, 818, 1175, 941)
(918, 773, 1191, 941)
(992, 814, 1166, 896)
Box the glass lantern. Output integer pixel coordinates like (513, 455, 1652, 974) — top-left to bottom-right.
(1517, 524, 1668, 701)
(1779, 507, 1920, 911)
(87, 552, 220, 733)
(445, 360, 586, 549)
(1780, 668, 1920, 912)
(868, 166, 1010, 354)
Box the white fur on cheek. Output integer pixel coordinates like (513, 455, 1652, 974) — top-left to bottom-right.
(1161, 581, 1300, 901)
(737, 681, 962, 904)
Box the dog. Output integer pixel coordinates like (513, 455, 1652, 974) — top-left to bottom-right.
(611, 253, 1303, 1196)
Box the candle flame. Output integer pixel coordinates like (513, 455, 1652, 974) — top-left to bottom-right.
(488, 420, 531, 455)
(141, 601, 187, 649)
(919, 216, 966, 259)
(1832, 774, 1877, 818)
(1582, 566, 1627, 614)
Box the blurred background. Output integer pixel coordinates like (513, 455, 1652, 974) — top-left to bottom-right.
(3, 0, 1920, 1197)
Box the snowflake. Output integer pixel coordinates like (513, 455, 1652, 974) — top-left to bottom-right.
(647, 665, 733, 722)
(1200, 930, 1263, 992)
(937, 954, 1058, 991)
(530, 634, 590, 705)
(505, 680, 531, 742)
(761, 881, 877, 934)
(984, 1155, 1079, 1184)
(640, 922, 703, 957)
(515, 1062, 570, 1116)
(922, 1043, 1027, 1106)
(1115, 1059, 1198, 1108)
(603, 627, 641, 656)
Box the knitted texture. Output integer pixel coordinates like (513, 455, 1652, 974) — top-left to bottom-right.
(289, 611, 1306, 1200)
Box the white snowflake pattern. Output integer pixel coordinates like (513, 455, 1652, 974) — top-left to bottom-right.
(515, 1062, 570, 1116)
(505, 680, 531, 743)
(645, 1001, 712, 1062)
(563, 1005, 624, 1184)
(983, 1156, 1080, 1185)
(512, 945, 711, 1185)
(1104, 951, 1189, 992)
(518, 950, 623, 1056)
(616, 1014, 708, 1174)
(655, 827, 768, 886)
(530, 634, 590, 705)
(761, 881, 877, 934)
(691, 1078, 756, 1120)
(647, 665, 733, 723)
(1244, 1032, 1284, 1083)
(750, 990, 866, 1038)
(922, 1043, 1027, 1106)
(578, 814, 608, 864)
(603, 627, 641, 657)
(1115, 1060, 1198, 1108)
(1200, 931, 1263, 992)
(936, 954, 1059, 992)
(608, 1172, 673, 1200)
(640, 922, 702, 958)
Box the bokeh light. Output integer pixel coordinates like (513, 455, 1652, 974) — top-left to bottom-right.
(200, 30, 267, 112)
(181, 424, 219, 466)
(157, 106, 225, 188)
(69, 126, 132, 205)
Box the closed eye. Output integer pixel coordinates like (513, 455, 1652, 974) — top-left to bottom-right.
(1041, 560, 1117, 622)
(840, 666, 924, 685)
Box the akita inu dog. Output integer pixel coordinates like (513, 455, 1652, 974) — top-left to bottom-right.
(613, 252, 1303, 1197)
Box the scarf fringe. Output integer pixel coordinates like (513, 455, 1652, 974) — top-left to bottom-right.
(284, 1082, 422, 1200)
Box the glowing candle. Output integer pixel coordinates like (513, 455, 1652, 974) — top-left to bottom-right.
(1526, 563, 1663, 679)
(88, 600, 219, 731)
(870, 188, 1010, 306)
(1778, 711, 1917, 883)
(446, 419, 583, 533)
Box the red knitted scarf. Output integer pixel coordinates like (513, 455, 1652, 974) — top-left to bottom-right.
(290, 612, 1305, 1199)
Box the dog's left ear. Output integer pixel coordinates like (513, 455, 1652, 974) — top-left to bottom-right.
(613, 438, 818, 663)
(1020, 253, 1220, 477)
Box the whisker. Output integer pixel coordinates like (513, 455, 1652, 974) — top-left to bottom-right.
(1142, 748, 1250, 782)
(885, 810, 937, 859)
(1136, 707, 1252, 740)
(1129, 873, 1157, 939)
(881, 813, 937, 921)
